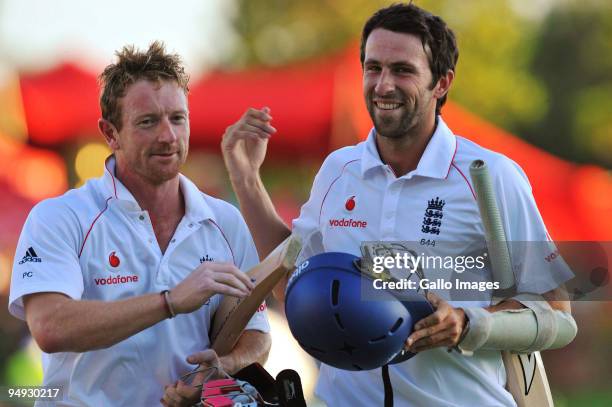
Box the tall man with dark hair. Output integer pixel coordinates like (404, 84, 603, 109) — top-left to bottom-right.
(220, 3, 574, 406)
(9, 42, 271, 406)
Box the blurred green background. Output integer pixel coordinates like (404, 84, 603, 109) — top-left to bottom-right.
(228, 0, 612, 168)
(0, 0, 610, 406)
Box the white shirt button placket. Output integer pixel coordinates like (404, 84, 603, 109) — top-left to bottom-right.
(380, 180, 401, 240)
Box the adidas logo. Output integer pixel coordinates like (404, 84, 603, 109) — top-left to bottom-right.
(18, 247, 42, 265)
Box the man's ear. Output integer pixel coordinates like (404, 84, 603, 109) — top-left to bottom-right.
(98, 119, 120, 150)
(433, 69, 455, 100)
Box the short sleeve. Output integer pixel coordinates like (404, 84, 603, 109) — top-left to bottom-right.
(8, 199, 85, 320)
(492, 158, 574, 293)
(292, 154, 341, 263)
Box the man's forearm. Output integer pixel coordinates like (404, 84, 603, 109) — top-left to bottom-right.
(24, 292, 169, 353)
(460, 289, 576, 352)
(230, 173, 290, 259)
(220, 330, 271, 374)
(485, 286, 571, 314)
(485, 298, 525, 313)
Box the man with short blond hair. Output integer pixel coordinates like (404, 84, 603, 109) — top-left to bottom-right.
(9, 42, 270, 407)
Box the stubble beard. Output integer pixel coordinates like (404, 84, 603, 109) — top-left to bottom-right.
(135, 146, 187, 186)
(373, 108, 416, 140)
(367, 92, 419, 141)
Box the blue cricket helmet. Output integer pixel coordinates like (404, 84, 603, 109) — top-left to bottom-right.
(285, 252, 433, 371)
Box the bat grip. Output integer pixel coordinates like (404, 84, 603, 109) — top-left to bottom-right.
(469, 160, 515, 292)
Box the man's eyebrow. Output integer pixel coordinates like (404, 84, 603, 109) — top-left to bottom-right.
(363, 59, 418, 69)
(390, 61, 418, 70)
(134, 112, 158, 121)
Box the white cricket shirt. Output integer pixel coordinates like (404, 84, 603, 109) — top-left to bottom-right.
(292, 118, 572, 406)
(9, 156, 269, 407)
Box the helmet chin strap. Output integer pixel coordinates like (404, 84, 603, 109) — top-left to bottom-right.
(382, 364, 393, 407)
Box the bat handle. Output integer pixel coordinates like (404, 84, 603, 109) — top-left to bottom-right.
(469, 159, 516, 295)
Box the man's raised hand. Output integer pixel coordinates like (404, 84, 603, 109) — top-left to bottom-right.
(221, 107, 276, 181)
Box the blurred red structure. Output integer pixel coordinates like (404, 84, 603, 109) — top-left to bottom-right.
(0, 132, 67, 245)
(18, 47, 612, 241)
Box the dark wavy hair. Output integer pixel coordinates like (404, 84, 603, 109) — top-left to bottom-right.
(360, 3, 458, 115)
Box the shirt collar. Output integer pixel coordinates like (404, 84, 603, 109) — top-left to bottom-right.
(360, 116, 457, 179)
(179, 173, 216, 222)
(101, 155, 215, 222)
(360, 127, 384, 176)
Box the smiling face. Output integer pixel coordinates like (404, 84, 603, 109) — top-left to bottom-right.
(108, 79, 189, 185)
(363, 28, 438, 140)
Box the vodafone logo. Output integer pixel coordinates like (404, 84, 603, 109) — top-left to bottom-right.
(94, 275, 139, 286)
(256, 302, 267, 312)
(345, 195, 356, 212)
(94, 251, 137, 286)
(328, 218, 367, 228)
(108, 251, 120, 268)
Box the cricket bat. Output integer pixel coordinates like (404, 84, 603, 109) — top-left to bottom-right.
(210, 234, 302, 356)
(469, 159, 554, 407)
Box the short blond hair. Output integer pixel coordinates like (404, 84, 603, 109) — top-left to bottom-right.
(99, 41, 190, 130)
